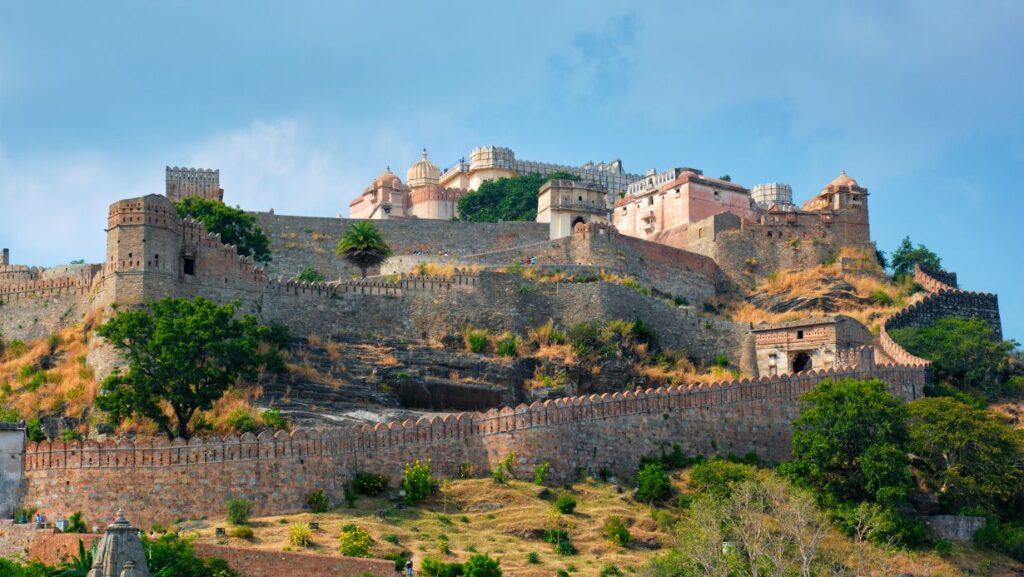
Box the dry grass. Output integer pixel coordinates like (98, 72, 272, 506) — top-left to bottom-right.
(191, 478, 670, 577)
(727, 255, 917, 332)
(0, 325, 99, 428)
(412, 262, 481, 278)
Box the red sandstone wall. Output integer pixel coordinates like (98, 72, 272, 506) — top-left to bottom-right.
(20, 362, 925, 529)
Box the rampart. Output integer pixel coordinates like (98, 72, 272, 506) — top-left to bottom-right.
(19, 358, 924, 528)
(879, 265, 1002, 365)
(254, 212, 551, 280)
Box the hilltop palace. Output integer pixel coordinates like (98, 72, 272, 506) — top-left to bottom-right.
(0, 144, 1002, 530)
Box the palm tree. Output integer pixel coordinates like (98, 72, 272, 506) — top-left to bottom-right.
(336, 221, 392, 278)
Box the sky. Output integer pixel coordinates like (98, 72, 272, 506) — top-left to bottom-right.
(1, 1, 1022, 341)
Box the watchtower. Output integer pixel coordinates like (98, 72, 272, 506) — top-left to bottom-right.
(165, 166, 223, 203)
(537, 180, 609, 240)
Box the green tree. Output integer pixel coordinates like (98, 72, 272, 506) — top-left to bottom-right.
(890, 317, 1020, 399)
(908, 397, 1024, 513)
(95, 298, 279, 440)
(174, 197, 271, 263)
(889, 236, 941, 280)
(781, 378, 912, 507)
(456, 172, 579, 222)
(336, 221, 393, 278)
(634, 462, 673, 503)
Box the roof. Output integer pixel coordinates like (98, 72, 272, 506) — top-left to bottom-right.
(752, 314, 858, 332)
(828, 171, 859, 188)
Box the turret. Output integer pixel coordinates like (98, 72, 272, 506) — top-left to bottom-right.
(105, 194, 183, 304)
(165, 166, 223, 203)
(537, 180, 609, 239)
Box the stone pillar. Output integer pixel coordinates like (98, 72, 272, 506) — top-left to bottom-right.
(1, 248, 8, 266)
(0, 424, 26, 520)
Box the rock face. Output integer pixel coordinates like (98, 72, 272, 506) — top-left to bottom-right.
(87, 509, 150, 577)
(748, 277, 872, 313)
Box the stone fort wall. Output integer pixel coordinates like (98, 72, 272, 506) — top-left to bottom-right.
(253, 212, 551, 280)
(879, 265, 1002, 365)
(19, 359, 925, 529)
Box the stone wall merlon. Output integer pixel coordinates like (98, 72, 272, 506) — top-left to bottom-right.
(22, 361, 925, 472)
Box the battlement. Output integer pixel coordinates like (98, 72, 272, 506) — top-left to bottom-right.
(165, 166, 223, 203)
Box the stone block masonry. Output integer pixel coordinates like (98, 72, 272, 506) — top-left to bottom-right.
(19, 359, 925, 529)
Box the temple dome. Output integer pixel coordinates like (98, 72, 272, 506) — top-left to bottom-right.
(829, 171, 858, 188)
(407, 149, 440, 189)
(370, 166, 404, 190)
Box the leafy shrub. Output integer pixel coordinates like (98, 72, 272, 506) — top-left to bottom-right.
(599, 564, 623, 577)
(229, 525, 255, 540)
(226, 498, 251, 525)
(553, 493, 577, 514)
(870, 290, 894, 306)
(601, 516, 631, 547)
(491, 453, 516, 484)
(65, 511, 87, 533)
(437, 533, 450, 555)
(464, 328, 490, 353)
(384, 551, 412, 572)
(306, 489, 331, 513)
(289, 523, 314, 547)
(294, 267, 326, 283)
(543, 529, 577, 555)
(422, 557, 465, 577)
(25, 418, 45, 442)
(339, 525, 373, 557)
(526, 552, 540, 564)
(226, 407, 258, 434)
(58, 429, 82, 442)
(533, 462, 550, 485)
(353, 471, 389, 496)
(714, 354, 730, 368)
(688, 458, 757, 499)
(496, 334, 520, 357)
(975, 519, 1024, 562)
(143, 532, 240, 577)
(261, 408, 288, 430)
(634, 463, 672, 503)
(402, 460, 438, 505)
(464, 553, 502, 577)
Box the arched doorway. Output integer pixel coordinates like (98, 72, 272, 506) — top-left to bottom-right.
(571, 216, 587, 229)
(792, 352, 812, 373)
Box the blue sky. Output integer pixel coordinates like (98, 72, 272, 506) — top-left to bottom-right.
(1, 1, 1022, 341)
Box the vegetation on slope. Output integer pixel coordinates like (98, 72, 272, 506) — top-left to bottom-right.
(457, 172, 579, 222)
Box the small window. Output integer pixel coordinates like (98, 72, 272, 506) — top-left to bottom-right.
(796, 330, 804, 340)
(183, 257, 195, 276)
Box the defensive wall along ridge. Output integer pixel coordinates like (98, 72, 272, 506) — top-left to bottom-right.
(19, 357, 925, 528)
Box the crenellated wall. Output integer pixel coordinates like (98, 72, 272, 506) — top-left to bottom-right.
(879, 265, 1002, 366)
(19, 358, 924, 528)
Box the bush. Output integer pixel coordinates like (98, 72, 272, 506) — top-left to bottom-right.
(64, 511, 87, 533)
(289, 523, 314, 548)
(226, 498, 251, 525)
(385, 552, 412, 572)
(143, 532, 240, 577)
(688, 458, 757, 499)
(491, 453, 516, 484)
(229, 525, 255, 540)
(601, 516, 631, 547)
(870, 290, 894, 306)
(353, 471, 389, 496)
(634, 463, 672, 503)
(294, 267, 326, 283)
(402, 460, 438, 505)
(25, 418, 45, 443)
(464, 328, 490, 354)
(306, 489, 331, 513)
(526, 551, 540, 564)
(422, 557, 465, 577)
(226, 408, 258, 434)
(975, 518, 1024, 562)
(533, 462, 550, 485)
(553, 493, 577, 514)
(464, 553, 502, 577)
(543, 529, 577, 555)
(496, 334, 519, 357)
(338, 525, 373, 557)
(261, 408, 288, 430)
(599, 564, 623, 577)
(714, 354, 730, 368)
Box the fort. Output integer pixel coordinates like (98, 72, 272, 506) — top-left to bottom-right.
(0, 149, 1004, 529)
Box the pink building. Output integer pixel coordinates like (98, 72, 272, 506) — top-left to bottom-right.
(613, 167, 755, 239)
